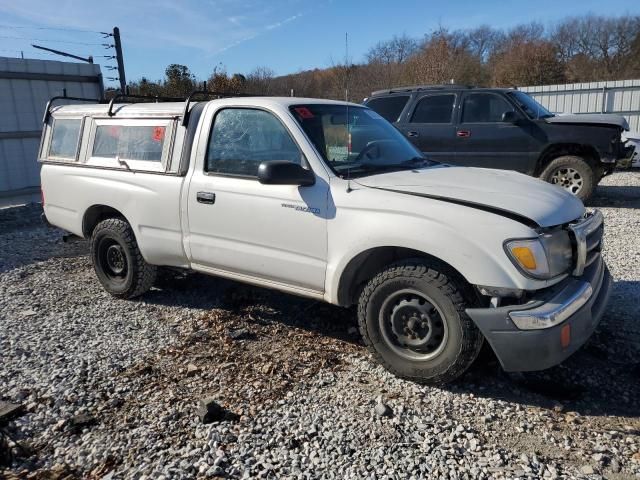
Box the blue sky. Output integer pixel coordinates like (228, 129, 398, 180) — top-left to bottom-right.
(0, 0, 638, 89)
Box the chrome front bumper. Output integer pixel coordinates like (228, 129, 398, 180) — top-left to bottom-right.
(508, 280, 593, 330)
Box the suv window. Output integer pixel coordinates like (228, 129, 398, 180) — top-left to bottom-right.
(206, 108, 301, 177)
(461, 93, 513, 123)
(411, 94, 455, 123)
(365, 96, 410, 123)
(93, 124, 166, 162)
(49, 119, 81, 160)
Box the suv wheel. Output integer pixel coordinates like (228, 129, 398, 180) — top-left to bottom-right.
(539, 155, 595, 201)
(90, 218, 157, 299)
(357, 260, 484, 384)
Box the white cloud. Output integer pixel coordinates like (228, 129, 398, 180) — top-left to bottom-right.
(0, 0, 311, 55)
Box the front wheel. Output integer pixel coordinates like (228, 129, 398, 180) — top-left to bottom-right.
(357, 260, 484, 384)
(90, 218, 157, 299)
(539, 155, 595, 201)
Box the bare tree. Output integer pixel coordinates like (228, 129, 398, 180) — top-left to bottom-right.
(491, 40, 565, 86)
(244, 66, 276, 94)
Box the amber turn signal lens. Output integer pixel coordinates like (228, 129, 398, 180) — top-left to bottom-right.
(511, 246, 537, 270)
(560, 324, 571, 348)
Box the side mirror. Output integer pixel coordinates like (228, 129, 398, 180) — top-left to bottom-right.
(258, 160, 315, 186)
(502, 111, 518, 123)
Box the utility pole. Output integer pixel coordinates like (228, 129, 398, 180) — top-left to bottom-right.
(113, 27, 126, 93)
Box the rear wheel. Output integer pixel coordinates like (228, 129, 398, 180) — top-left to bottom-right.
(90, 218, 157, 299)
(357, 260, 484, 384)
(539, 155, 595, 201)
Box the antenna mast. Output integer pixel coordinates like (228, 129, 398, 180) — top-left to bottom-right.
(344, 32, 349, 102)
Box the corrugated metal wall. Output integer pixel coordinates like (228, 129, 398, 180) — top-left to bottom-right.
(0, 57, 103, 194)
(520, 79, 640, 132)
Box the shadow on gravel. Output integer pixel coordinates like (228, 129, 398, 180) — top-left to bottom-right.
(146, 270, 360, 346)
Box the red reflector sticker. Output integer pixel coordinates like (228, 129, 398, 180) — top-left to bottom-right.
(560, 324, 571, 348)
(294, 107, 314, 119)
(152, 126, 165, 142)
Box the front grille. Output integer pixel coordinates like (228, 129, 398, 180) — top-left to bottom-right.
(568, 210, 604, 276)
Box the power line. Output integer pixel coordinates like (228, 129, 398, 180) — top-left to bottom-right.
(0, 35, 107, 46)
(0, 24, 103, 34)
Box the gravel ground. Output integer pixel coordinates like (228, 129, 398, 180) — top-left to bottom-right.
(1, 171, 639, 480)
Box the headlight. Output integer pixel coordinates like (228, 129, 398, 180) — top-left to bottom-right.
(505, 231, 572, 279)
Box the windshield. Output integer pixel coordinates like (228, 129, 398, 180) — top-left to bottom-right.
(507, 91, 554, 119)
(290, 104, 434, 178)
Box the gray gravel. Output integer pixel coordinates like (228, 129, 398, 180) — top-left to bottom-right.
(1, 171, 639, 479)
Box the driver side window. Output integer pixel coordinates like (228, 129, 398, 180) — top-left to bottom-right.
(206, 108, 302, 177)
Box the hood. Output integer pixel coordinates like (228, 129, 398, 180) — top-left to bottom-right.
(545, 113, 629, 130)
(356, 166, 585, 228)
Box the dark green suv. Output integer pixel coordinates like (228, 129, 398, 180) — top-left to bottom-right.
(364, 85, 632, 200)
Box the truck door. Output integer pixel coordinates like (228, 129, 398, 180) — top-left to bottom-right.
(454, 91, 532, 172)
(396, 93, 457, 162)
(186, 106, 328, 293)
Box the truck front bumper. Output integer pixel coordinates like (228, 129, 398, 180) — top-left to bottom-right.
(466, 256, 612, 372)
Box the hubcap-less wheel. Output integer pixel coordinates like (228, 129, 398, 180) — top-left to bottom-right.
(550, 167, 583, 195)
(98, 239, 128, 282)
(379, 289, 449, 361)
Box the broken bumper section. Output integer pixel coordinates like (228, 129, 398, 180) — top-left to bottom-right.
(466, 256, 612, 372)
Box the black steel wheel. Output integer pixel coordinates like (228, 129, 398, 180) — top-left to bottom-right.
(90, 218, 157, 299)
(379, 289, 449, 361)
(358, 260, 484, 384)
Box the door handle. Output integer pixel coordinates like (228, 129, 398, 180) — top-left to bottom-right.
(457, 130, 471, 138)
(407, 131, 419, 138)
(196, 191, 216, 204)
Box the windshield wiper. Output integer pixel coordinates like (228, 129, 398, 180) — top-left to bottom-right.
(400, 157, 435, 168)
(339, 156, 436, 178)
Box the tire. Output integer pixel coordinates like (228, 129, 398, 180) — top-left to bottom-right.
(539, 155, 595, 201)
(90, 218, 157, 299)
(357, 260, 484, 384)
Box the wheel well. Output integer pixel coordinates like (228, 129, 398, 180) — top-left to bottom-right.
(82, 205, 127, 238)
(535, 143, 600, 176)
(337, 247, 474, 307)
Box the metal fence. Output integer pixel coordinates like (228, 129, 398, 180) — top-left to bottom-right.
(0, 57, 103, 196)
(520, 79, 640, 132)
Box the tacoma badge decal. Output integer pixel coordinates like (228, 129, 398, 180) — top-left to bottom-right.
(281, 203, 320, 215)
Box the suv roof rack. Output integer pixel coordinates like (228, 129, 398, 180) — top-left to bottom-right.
(370, 84, 476, 96)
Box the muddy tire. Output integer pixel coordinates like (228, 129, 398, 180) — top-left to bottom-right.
(539, 155, 595, 201)
(357, 260, 484, 384)
(90, 218, 157, 299)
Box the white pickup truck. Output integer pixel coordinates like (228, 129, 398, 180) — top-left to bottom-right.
(39, 94, 611, 384)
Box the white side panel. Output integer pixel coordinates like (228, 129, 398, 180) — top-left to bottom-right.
(41, 164, 188, 267)
(324, 177, 559, 305)
(185, 101, 331, 292)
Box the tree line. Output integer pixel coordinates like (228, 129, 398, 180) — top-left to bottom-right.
(120, 14, 640, 102)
